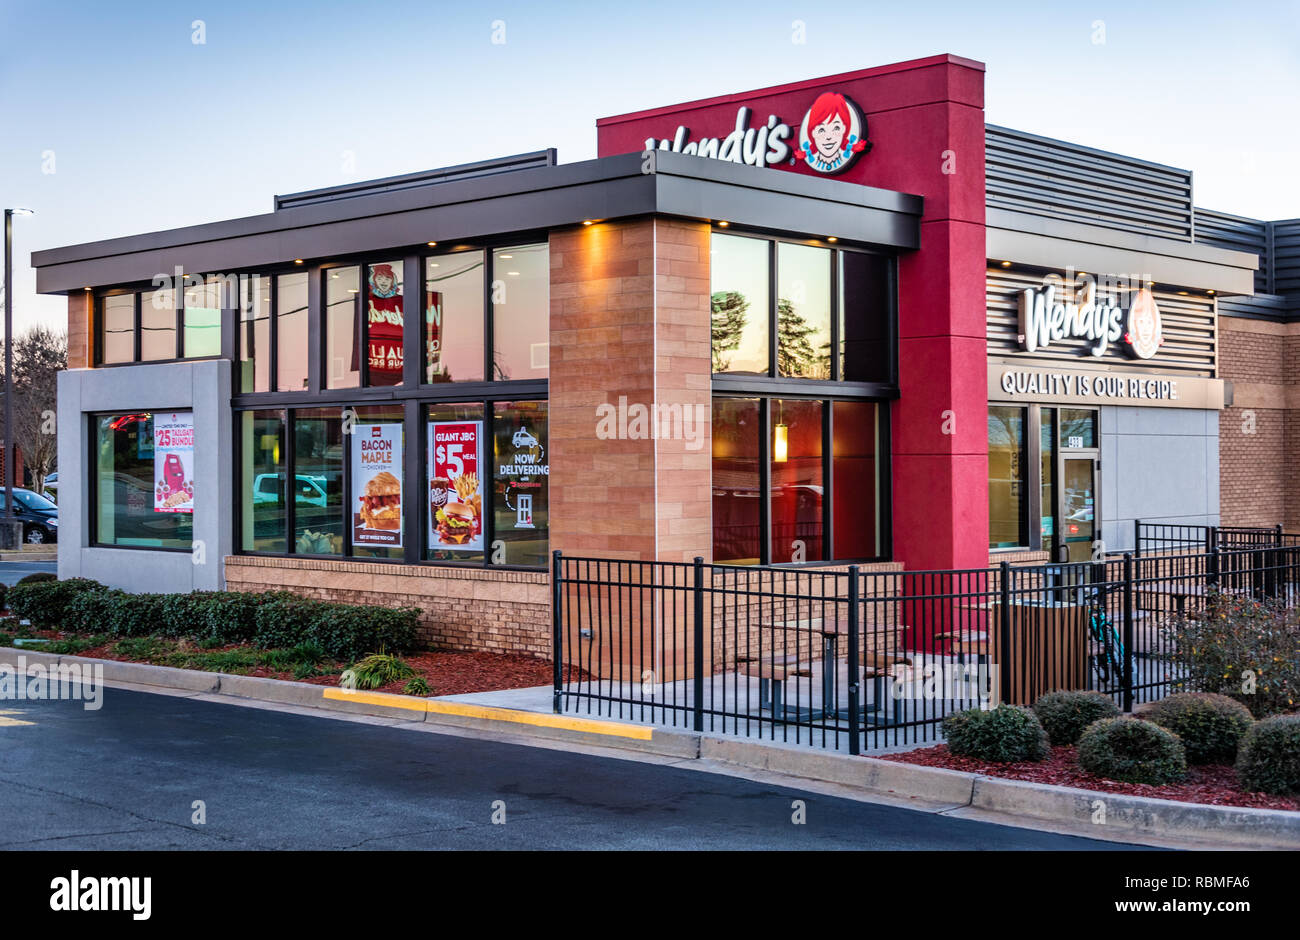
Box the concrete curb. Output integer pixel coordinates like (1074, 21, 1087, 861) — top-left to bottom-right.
(2, 646, 1297, 847)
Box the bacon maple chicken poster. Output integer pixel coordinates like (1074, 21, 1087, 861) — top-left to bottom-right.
(352, 423, 403, 546)
(428, 421, 483, 551)
(153, 412, 194, 513)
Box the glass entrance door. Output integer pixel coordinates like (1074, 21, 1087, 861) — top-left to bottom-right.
(1059, 456, 1097, 562)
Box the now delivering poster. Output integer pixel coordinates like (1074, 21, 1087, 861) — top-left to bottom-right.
(428, 421, 483, 551)
(153, 412, 194, 513)
(352, 423, 403, 547)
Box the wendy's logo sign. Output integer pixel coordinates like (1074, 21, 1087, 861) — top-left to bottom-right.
(640, 89, 871, 175)
(796, 92, 870, 174)
(1124, 287, 1163, 360)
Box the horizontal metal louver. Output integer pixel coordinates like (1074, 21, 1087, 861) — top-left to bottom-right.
(1193, 208, 1269, 294)
(986, 126, 1193, 240)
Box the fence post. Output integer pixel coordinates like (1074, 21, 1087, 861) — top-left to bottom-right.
(1122, 552, 1134, 714)
(998, 561, 1012, 707)
(1209, 540, 1220, 590)
(692, 556, 705, 733)
(847, 566, 860, 756)
(1133, 519, 1142, 558)
(552, 550, 563, 715)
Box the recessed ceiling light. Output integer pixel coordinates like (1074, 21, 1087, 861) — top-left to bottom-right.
(717, 221, 729, 227)
(294, 259, 304, 265)
(347, 288, 359, 294)
(430, 263, 439, 268)
(1208, 289, 1216, 295)
(826, 236, 837, 243)
(507, 271, 520, 276)
(1000, 261, 1012, 267)
(582, 220, 594, 226)
(1178, 290, 1189, 295)
(426, 241, 437, 247)
(499, 254, 513, 259)
(331, 273, 339, 279)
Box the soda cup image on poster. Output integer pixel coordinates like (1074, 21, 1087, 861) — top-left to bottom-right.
(428, 421, 483, 551)
(153, 412, 194, 513)
(352, 423, 403, 546)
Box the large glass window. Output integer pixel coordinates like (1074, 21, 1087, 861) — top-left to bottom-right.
(183, 277, 224, 358)
(832, 399, 880, 559)
(239, 276, 271, 393)
(770, 399, 824, 563)
(93, 412, 192, 549)
(839, 250, 892, 382)
(426, 251, 485, 383)
(325, 267, 361, 389)
(491, 245, 548, 381)
(101, 294, 135, 363)
(711, 233, 769, 375)
(988, 405, 1027, 549)
(493, 400, 549, 567)
(240, 409, 287, 552)
(712, 398, 761, 564)
(277, 272, 309, 391)
(776, 244, 831, 379)
(366, 261, 405, 386)
(712, 397, 883, 564)
(140, 286, 177, 361)
(293, 408, 344, 554)
(1060, 409, 1097, 449)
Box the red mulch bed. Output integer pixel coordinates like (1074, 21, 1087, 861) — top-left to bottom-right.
(5, 623, 573, 698)
(879, 744, 1300, 812)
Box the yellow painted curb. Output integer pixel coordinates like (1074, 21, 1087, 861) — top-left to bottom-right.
(321, 688, 654, 740)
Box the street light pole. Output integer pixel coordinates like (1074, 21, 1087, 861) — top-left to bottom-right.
(3, 207, 34, 550)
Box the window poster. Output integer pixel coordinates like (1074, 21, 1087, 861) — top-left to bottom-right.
(366, 263, 403, 385)
(425, 290, 443, 382)
(352, 423, 403, 547)
(428, 421, 483, 551)
(153, 412, 194, 513)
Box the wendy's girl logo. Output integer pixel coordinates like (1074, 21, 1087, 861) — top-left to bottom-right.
(797, 92, 870, 174)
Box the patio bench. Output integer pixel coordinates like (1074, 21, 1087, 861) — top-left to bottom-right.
(736, 657, 814, 713)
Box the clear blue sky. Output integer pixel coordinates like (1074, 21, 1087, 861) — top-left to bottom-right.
(2, 0, 1297, 332)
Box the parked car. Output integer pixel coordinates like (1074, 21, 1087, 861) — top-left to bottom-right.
(0, 487, 59, 544)
(251, 472, 330, 508)
(42, 472, 58, 502)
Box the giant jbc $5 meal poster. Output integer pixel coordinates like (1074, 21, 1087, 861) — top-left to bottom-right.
(428, 421, 483, 551)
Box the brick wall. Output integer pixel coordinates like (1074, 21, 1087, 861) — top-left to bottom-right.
(223, 556, 551, 656)
(1218, 316, 1300, 530)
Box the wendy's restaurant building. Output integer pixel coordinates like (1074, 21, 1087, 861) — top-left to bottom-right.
(34, 53, 1295, 658)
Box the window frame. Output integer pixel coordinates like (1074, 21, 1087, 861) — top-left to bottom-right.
(88, 409, 195, 553)
(94, 278, 230, 367)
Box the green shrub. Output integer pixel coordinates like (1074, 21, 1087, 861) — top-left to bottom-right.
(104, 593, 168, 638)
(1147, 692, 1254, 764)
(254, 596, 328, 651)
(63, 589, 127, 634)
(1235, 715, 1300, 796)
(309, 604, 417, 662)
(403, 676, 431, 696)
(0, 581, 8, 610)
(1170, 591, 1300, 718)
(343, 654, 416, 691)
(1032, 690, 1121, 745)
(190, 591, 293, 645)
(942, 705, 1050, 762)
(0, 632, 12, 647)
(15, 572, 57, 585)
(1077, 718, 1188, 785)
(46, 634, 110, 656)
(7, 578, 108, 629)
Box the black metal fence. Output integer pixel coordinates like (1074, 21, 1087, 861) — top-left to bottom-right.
(553, 540, 1300, 753)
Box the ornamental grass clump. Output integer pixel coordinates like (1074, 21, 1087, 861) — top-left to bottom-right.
(1032, 690, 1121, 745)
(342, 654, 416, 691)
(941, 705, 1050, 763)
(1147, 692, 1254, 764)
(1077, 717, 1187, 785)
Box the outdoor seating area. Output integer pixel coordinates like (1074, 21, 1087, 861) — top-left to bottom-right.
(553, 523, 1300, 752)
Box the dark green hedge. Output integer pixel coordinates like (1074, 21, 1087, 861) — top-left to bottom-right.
(941, 705, 1050, 763)
(7, 578, 417, 660)
(1236, 715, 1300, 796)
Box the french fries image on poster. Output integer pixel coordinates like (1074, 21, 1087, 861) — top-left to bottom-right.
(353, 423, 403, 547)
(153, 412, 194, 513)
(429, 421, 483, 551)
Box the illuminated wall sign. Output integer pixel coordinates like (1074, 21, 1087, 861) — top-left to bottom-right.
(1018, 278, 1164, 360)
(989, 365, 1225, 410)
(642, 91, 869, 175)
